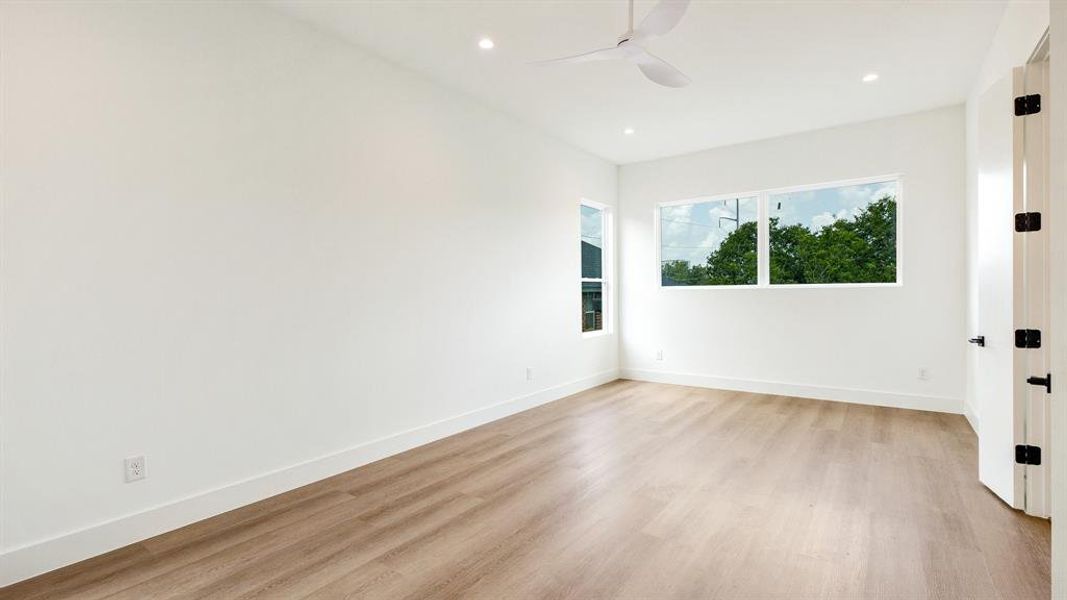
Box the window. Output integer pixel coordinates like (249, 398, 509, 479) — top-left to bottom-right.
(581, 201, 610, 334)
(660, 196, 758, 286)
(658, 176, 900, 288)
(769, 179, 898, 285)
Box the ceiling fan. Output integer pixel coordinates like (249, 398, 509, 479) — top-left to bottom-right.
(538, 0, 691, 88)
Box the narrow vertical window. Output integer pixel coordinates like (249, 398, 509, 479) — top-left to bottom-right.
(581, 201, 608, 334)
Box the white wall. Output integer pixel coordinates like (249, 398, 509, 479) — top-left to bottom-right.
(964, 0, 1049, 432)
(0, 1, 618, 584)
(618, 106, 966, 413)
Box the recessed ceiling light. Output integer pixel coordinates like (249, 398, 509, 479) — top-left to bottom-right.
(862, 73, 879, 83)
(623, 127, 635, 135)
(478, 38, 495, 50)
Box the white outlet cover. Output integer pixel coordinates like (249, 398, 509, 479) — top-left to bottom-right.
(125, 456, 146, 483)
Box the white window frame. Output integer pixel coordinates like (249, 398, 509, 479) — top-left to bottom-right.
(655, 174, 903, 290)
(656, 191, 763, 290)
(581, 199, 612, 337)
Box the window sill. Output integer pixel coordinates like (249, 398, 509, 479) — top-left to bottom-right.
(582, 330, 612, 339)
(659, 282, 901, 290)
(660, 284, 757, 290)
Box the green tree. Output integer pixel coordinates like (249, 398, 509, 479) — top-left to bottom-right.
(661, 259, 708, 286)
(768, 218, 813, 284)
(770, 196, 896, 284)
(704, 220, 757, 285)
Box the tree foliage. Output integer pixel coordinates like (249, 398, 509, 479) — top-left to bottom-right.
(662, 196, 896, 286)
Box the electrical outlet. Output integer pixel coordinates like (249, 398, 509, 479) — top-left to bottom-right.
(655, 349, 664, 361)
(526, 367, 534, 381)
(125, 455, 146, 483)
(918, 368, 930, 381)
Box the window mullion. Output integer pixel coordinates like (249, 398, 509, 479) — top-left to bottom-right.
(758, 192, 770, 287)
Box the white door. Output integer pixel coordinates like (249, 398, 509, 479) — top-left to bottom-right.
(975, 62, 1051, 517)
(976, 72, 1023, 508)
(1014, 60, 1050, 518)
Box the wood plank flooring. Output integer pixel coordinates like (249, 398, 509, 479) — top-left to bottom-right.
(0, 380, 1051, 599)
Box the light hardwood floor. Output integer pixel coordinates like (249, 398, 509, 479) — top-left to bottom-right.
(0, 380, 1051, 599)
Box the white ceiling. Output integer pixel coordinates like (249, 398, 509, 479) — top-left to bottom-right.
(271, 0, 1007, 164)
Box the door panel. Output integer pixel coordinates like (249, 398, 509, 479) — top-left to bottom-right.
(976, 73, 1022, 508)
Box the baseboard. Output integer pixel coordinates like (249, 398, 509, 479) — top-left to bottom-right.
(0, 368, 619, 587)
(621, 368, 962, 414)
(963, 399, 980, 434)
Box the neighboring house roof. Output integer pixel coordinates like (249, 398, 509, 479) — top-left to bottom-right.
(581, 241, 602, 279)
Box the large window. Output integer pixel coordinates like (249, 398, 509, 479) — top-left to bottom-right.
(769, 180, 898, 285)
(581, 200, 610, 334)
(658, 176, 899, 288)
(660, 196, 758, 286)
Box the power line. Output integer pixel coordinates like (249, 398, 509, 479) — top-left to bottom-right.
(660, 217, 719, 229)
(660, 217, 751, 230)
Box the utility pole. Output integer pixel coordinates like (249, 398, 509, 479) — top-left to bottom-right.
(718, 198, 740, 230)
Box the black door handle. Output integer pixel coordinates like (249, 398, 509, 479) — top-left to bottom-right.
(968, 336, 985, 347)
(1026, 374, 1052, 394)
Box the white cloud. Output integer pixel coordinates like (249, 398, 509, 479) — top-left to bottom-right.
(810, 207, 864, 230)
(581, 205, 603, 246)
(660, 199, 755, 265)
(870, 183, 896, 201)
(840, 182, 896, 205)
(810, 212, 837, 229)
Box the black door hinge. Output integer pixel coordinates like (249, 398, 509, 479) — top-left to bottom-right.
(1015, 212, 1042, 232)
(1015, 329, 1042, 348)
(1015, 94, 1042, 116)
(1026, 373, 1052, 394)
(1016, 444, 1042, 465)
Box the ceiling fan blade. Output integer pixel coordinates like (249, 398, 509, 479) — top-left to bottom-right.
(632, 0, 690, 42)
(534, 46, 627, 65)
(632, 49, 690, 87)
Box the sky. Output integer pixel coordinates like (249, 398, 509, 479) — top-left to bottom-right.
(581, 204, 603, 248)
(661, 197, 758, 266)
(660, 181, 896, 266)
(771, 180, 896, 231)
